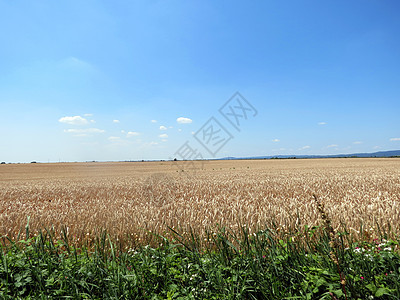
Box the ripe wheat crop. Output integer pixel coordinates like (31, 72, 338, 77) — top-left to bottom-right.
(1, 158, 399, 248)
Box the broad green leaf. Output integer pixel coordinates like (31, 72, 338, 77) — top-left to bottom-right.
(375, 287, 390, 297)
(366, 283, 377, 293)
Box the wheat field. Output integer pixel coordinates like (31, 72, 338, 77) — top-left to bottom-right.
(1, 158, 399, 247)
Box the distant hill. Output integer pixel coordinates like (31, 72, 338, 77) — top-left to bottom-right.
(220, 150, 400, 160)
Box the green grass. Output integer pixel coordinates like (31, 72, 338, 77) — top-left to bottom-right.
(1, 224, 400, 299)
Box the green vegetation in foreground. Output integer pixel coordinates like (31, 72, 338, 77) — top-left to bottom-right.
(1, 224, 400, 299)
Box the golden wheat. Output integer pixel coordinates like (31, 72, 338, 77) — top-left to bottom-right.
(1, 158, 399, 248)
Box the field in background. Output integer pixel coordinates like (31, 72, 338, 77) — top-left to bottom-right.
(1, 158, 400, 248)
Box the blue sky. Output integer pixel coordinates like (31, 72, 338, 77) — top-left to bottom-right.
(0, 0, 399, 162)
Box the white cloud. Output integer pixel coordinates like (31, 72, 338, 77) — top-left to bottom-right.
(64, 128, 105, 133)
(90, 120, 96, 123)
(327, 144, 338, 148)
(373, 146, 382, 149)
(272, 139, 280, 142)
(84, 113, 93, 117)
(108, 136, 121, 141)
(298, 145, 311, 150)
(177, 117, 192, 124)
(318, 122, 327, 125)
(390, 138, 400, 141)
(149, 141, 159, 146)
(353, 141, 363, 144)
(151, 120, 157, 123)
(162, 139, 168, 142)
(59, 116, 88, 125)
(113, 120, 120, 123)
(127, 131, 140, 137)
(178, 129, 182, 132)
(121, 130, 125, 133)
(159, 125, 167, 130)
(159, 133, 168, 138)
(61, 57, 93, 71)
